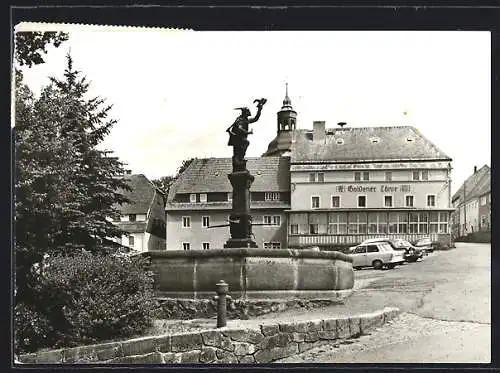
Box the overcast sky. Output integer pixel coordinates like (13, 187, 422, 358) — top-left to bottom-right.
(16, 25, 490, 195)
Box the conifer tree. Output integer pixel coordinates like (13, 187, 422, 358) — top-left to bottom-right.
(14, 54, 130, 300)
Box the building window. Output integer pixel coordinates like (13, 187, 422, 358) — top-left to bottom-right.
(182, 216, 191, 228)
(373, 212, 389, 234)
(228, 192, 233, 202)
(348, 212, 367, 234)
(202, 242, 210, 250)
(264, 215, 281, 226)
(412, 171, 420, 181)
(409, 212, 429, 234)
(481, 196, 487, 205)
(480, 215, 488, 229)
(129, 214, 136, 222)
(385, 171, 392, 181)
(439, 212, 449, 233)
(202, 216, 210, 228)
(357, 195, 366, 208)
(311, 196, 320, 209)
(309, 224, 319, 234)
(128, 235, 135, 247)
(354, 171, 369, 181)
(430, 212, 448, 233)
(427, 194, 436, 207)
(264, 242, 281, 249)
(388, 212, 408, 234)
(328, 212, 347, 234)
(309, 173, 324, 182)
(405, 195, 414, 207)
(182, 242, 190, 251)
(265, 192, 280, 201)
(290, 224, 299, 235)
(421, 170, 429, 180)
(200, 193, 207, 202)
(331, 195, 341, 208)
(190, 194, 196, 203)
(384, 195, 393, 208)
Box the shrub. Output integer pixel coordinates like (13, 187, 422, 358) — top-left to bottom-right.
(15, 252, 158, 354)
(14, 302, 55, 354)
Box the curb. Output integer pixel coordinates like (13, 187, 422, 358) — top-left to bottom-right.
(17, 307, 400, 364)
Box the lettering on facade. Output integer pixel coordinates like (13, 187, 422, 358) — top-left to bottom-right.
(335, 185, 412, 193)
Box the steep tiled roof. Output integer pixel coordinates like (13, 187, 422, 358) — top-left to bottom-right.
(167, 157, 290, 202)
(452, 165, 490, 203)
(117, 174, 162, 215)
(290, 126, 451, 163)
(473, 171, 491, 198)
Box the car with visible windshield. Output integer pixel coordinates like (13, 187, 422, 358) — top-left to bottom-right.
(359, 237, 422, 262)
(414, 237, 433, 254)
(348, 242, 405, 270)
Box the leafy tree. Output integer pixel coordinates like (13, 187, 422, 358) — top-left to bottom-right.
(151, 175, 175, 197)
(151, 158, 195, 198)
(14, 54, 131, 302)
(177, 158, 194, 175)
(15, 31, 69, 67)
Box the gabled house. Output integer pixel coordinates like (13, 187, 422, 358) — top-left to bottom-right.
(165, 157, 290, 250)
(451, 165, 491, 237)
(112, 173, 166, 251)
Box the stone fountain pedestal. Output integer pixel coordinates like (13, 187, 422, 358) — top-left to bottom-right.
(224, 164, 258, 248)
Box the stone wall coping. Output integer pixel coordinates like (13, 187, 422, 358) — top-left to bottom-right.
(143, 248, 352, 262)
(18, 307, 399, 364)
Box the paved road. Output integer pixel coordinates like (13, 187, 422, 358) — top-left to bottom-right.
(277, 243, 491, 363)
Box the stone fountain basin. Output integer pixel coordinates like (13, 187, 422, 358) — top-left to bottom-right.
(143, 249, 354, 301)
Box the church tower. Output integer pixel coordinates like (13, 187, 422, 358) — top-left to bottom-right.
(262, 84, 297, 157)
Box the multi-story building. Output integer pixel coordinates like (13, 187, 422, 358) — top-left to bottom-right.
(112, 173, 166, 251)
(165, 157, 290, 250)
(451, 165, 491, 238)
(166, 87, 454, 250)
(285, 122, 454, 248)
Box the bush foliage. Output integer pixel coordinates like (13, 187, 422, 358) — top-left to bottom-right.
(15, 253, 158, 354)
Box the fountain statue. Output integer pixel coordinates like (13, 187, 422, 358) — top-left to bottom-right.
(224, 98, 267, 248)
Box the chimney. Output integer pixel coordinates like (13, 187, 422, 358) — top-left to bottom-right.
(474, 166, 477, 173)
(313, 121, 326, 143)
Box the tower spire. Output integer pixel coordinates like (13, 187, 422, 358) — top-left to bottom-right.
(282, 82, 292, 109)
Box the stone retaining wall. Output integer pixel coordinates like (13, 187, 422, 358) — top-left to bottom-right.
(18, 307, 399, 364)
(158, 296, 350, 319)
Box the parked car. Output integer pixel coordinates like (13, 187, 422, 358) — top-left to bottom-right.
(359, 238, 422, 263)
(348, 242, 405, 270)
(393, 239, 423, 262)
(414, 237, 433, 254)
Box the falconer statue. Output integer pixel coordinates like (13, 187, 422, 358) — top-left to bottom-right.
(226, 98, 267, 169)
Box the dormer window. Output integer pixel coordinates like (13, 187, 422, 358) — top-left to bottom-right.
(200, 193, 207, 202)
(370, 137, 380, 143)
(189, 194, 196, 203)
(406, 137, 414, 142)
(265, 192, 280, 201)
